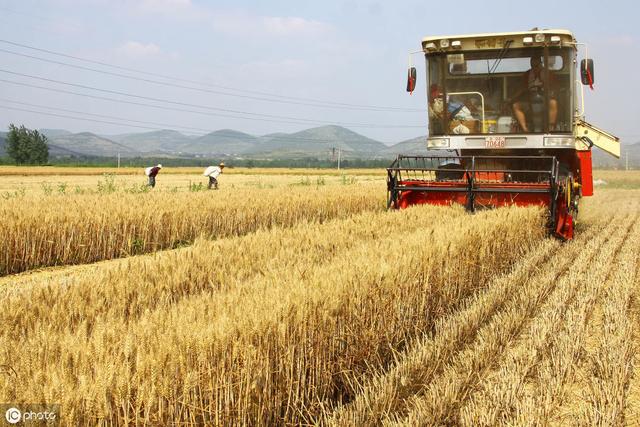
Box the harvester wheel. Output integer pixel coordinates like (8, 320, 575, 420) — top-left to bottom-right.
(552, 176, 577, 240)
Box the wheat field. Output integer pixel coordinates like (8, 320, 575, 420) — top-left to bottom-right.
(0, 168, 639, 425)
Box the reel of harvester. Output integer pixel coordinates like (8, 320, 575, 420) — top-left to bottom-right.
(386, 155, 577, 240)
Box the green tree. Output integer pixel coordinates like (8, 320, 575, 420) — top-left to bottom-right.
(6, 124, 49, 164)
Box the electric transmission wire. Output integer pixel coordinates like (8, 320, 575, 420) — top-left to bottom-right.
(0, 104, 187, 133)
(0, 69, 424, 128)
(0, 47, 422, 113)
(0, 98, 211, 134)
(0, 99, 408, 146)
(0, 77, 341, 127)
(0, 39, 424, 112)
(0, 77, 423, 131)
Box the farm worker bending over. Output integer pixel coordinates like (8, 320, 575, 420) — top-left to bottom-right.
(203, 162, 225, 189)
(145, 164, 162, 188)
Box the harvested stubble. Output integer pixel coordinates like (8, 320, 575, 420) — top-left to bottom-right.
(0, 205, 545, 425)
(593, 170, 640, 189)
(0, 184, 381, 276)
(462, 209, 638, 425)
(323, 195, 640, 426)
(378, 200, 639, 426)
(569, 221, 639, 425)
(454, 214, 635, 427)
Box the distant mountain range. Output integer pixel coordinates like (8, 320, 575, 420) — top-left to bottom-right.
(37, 125, 424, 160)
(0, 126, 637, 167)
(592, 144, 640, 169)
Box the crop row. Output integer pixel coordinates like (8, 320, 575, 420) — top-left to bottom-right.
(0, 205, 544, 425)
(0, 185, 381, 275)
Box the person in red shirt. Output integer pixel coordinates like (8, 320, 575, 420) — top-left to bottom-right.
(511, 56, 558, 132)
(145, 164, 162, 188)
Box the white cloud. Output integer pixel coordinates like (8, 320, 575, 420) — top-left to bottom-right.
(262, 16, 332, 37)
(132, 0, 192, 14)
(212, 12, 333, 38)
(240, 58, 310, 76)
(116, 41, 162, 58)
(602, 35, 634, 46)
(49, 0, 194, 14)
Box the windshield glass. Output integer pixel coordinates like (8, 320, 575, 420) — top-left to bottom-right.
(427, 47, 573, 136)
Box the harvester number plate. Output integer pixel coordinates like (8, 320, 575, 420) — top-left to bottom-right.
(485, 136, 506, 148)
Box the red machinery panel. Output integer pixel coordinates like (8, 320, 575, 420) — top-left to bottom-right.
(387, 155, 575, 240)
(577, 150, 593, 196)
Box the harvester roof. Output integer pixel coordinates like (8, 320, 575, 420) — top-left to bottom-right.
(421, 29, 576, 53)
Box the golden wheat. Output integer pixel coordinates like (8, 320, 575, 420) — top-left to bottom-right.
(0, 183, 382, 275)
(0, 205, 544, 425)
(323, 237, 563, 426)
(0, 165, 386, 177)
(2, 169, 639, 425)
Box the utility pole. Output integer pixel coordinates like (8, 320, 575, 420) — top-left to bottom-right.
(337, 148, 341, 171)
(626, 150, 629, 171)
(117, 152, 121, 169)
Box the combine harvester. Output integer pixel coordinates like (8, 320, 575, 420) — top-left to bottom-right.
(387, 29, 619, 239)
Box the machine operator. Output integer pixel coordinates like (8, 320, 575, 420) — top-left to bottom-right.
(510, 56, 558, 132)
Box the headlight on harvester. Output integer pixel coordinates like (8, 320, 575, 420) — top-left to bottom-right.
(544, 137, 574, 147)
(428, 137, 450, 148)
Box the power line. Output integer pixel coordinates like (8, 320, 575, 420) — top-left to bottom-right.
(0, 104, 184, 134)
(0, 7, 66, 25)
(0, 77, 341, 127)
(0, 99, 406, 146)
(0, 39, 424, 112)
(0, 77, 426, 131)
(0, 47, 422, 113)
(0, 68, 423, 129)
(0, 98, 212, 134)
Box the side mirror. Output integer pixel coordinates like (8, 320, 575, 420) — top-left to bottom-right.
(406, 67, 417, 93)
(580, 59, 594, 86)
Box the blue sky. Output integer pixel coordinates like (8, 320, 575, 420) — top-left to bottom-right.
(0, 0, 638, 144)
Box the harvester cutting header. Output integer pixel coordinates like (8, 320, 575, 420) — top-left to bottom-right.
(387, 29, 619, 239)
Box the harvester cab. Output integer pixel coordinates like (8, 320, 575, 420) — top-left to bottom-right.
(388, 29, 619, 240)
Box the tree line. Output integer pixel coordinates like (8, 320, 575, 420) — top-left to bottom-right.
(3, 124, 49, 164)
(1, 124, 394, 168)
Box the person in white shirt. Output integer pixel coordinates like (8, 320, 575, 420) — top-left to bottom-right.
(203, 162, 225, 189)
